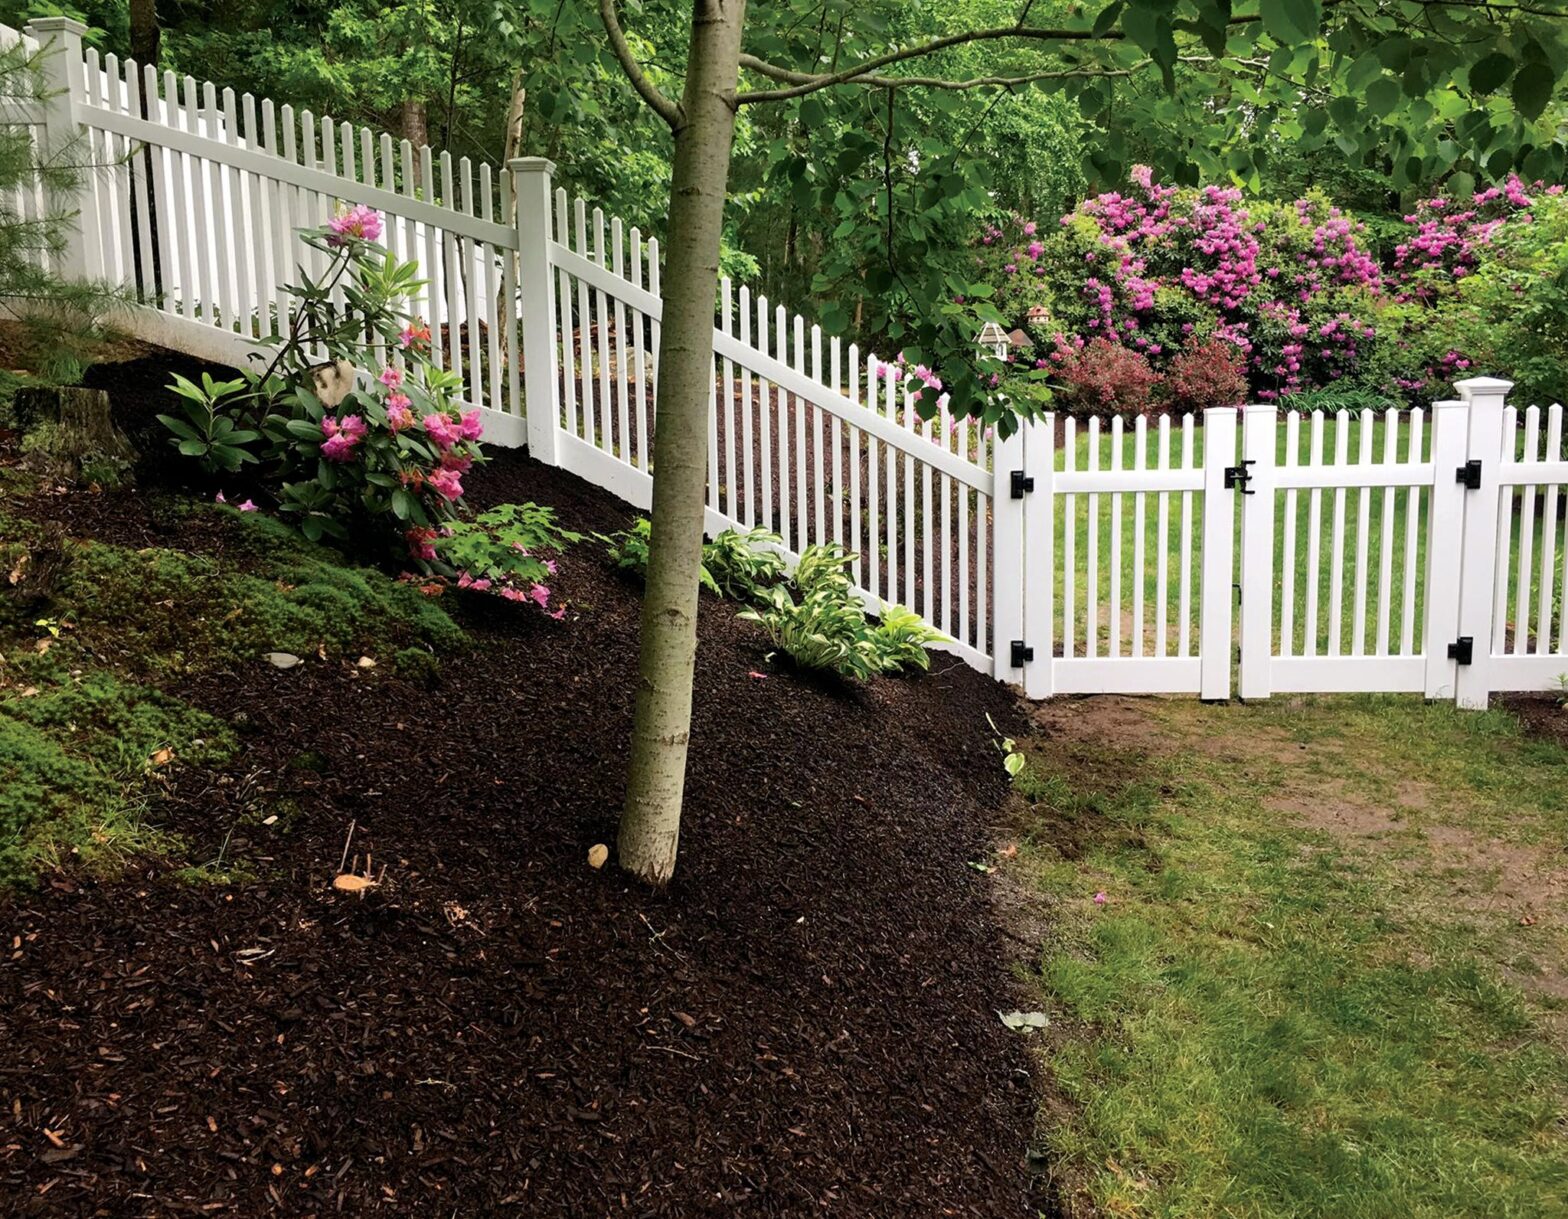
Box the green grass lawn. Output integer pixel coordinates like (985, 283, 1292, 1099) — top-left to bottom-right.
(1052, 414, 1565, 660)
(1004, 692, 1568, 1218)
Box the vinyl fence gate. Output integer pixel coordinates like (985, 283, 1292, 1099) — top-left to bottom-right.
(995, 383, 1568, 709)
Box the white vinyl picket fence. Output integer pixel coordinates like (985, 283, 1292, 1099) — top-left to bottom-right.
(11, 18, 1568, 709)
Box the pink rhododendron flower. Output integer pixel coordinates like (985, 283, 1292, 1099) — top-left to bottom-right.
(459, 409, 483, 441)
(439, 452, 473, 474)
(321, 431, 359, 461)
(326, 204, 383, 246)
(398, 319, 431, 349)
(1093, 891, 1107, 905)
(238, 499, 258, 513)
(405, 527, 438, 561)
(386, 398, 415, 434)
(422, 412, 462, 450)
(427, 467, 464, 502)
(499, 586, 527, 602)
(378, 366, 404, 390)
(214, 490, 226, 503)
(529, 584, 552, 609)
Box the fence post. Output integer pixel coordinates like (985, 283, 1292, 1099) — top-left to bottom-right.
(1423, 399, 1469, 700)
(1022, 414, 1055, 699)
(1237, 404, 1277, 700)
(26, 17, 100, 284)
(1452, 376, 1513, 710)
(509, 156, 560, 465)
(992, 419, 1027, 683)
(1199, 406, 1239, 700)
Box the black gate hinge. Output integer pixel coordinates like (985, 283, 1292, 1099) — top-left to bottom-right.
(1225, 460, 1256, 494)
(1456, 460, 1482, 490)
(1009, 469, 1035, 499)
(1448, 636, 1474, 665)
(1010, 640, 1034, 668)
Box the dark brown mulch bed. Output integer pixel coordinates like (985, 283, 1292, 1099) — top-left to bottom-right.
(0, 368, 1042, 1216)
(1499, 693, 1568, 750)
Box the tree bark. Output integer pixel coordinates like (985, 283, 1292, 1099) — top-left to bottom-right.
(617, 0, 746, 886)
(401, 99, 429, 186)
(129, 0, 160, 68)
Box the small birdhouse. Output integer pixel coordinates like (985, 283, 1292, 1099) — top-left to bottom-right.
(976, 321, 1010, 359)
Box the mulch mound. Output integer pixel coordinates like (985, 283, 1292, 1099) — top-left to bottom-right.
(1, 378, 1042, 1216)
(1498, 693, 1568, 750)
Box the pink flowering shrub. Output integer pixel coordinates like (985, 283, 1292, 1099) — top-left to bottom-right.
(155, 209, 568, 613)
(987, 167, 1564, 409)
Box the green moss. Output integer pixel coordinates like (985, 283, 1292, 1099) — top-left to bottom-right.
(393, 645, 441, 686)
(0, 501, 464, 889)
(0, 666, 231, 886)
(47, 513, 463, 677)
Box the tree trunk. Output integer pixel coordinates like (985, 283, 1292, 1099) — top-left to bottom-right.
(617, 0, 746, 886)
(16, 385, 137, 485)
(129, 0, 160, 67)
(401, 99, 429, 187)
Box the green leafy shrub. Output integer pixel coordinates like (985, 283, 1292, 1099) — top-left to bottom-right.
(738, 543, 946, 679)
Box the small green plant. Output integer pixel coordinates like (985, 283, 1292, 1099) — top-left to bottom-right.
(986, 712, 1028, 778)
(604, 517, 653, 576)
(738, 543, 946, 679)
(430, 502, 580, 613)
(157, 372, 260, 472)
(702, 527, 786, 601)
(868, 603, 948, 674)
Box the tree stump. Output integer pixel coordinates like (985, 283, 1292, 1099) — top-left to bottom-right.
(15, 385, 137, 485)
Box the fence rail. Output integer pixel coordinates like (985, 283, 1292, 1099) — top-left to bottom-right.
(12, 17, 1568, 708)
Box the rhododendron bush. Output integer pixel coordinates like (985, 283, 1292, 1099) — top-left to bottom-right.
(980, 167, 1564, 413)
(158, 211, 570, 612)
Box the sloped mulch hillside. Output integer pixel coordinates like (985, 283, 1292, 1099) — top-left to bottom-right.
(1, 358, 1042, 1217)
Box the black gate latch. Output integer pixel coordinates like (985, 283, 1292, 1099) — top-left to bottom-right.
(1456, 460, 1482, 490)
(1010, 469, 1035, 499)
(1225, 460, 1256, 494)
(1448, 637, 1474, 665)
(1010, 640, 1034, 668)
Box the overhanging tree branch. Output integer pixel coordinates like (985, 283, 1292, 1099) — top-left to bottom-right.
(599, 0, 682, 128)
(736, 52, 1143, 98)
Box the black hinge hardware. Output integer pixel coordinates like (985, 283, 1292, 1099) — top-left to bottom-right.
(1448, 637, 1474, 665)
(1456, 460, 1482, 490)
(1224, 460, 1256, 494)
(1010, 469, 1035, 499)
(1010, 640, 1034, 668)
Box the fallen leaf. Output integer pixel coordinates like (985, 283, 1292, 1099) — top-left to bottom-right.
(148, 747, 174, 768)
(1520, 915, 1537, 926)
(265, 652, 302, 670)
(673, 1010, 697, 1029)
(587, 843, 609, 870)
(332, 873, 377, 893)
(998, 1009, 1050, 1033)
(356, 655, 377, 669)
(998, 842, 1018, 860)
(746, 670, 767, 680)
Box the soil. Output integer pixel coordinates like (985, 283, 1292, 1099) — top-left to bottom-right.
(0, 353, 1045, 1215)
(1501, 692, 1568, 751)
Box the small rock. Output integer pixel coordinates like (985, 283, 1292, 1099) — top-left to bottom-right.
(356, 655, 377, 669)
(587, 844, 609, 870)
(266, 652, 302, 669)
